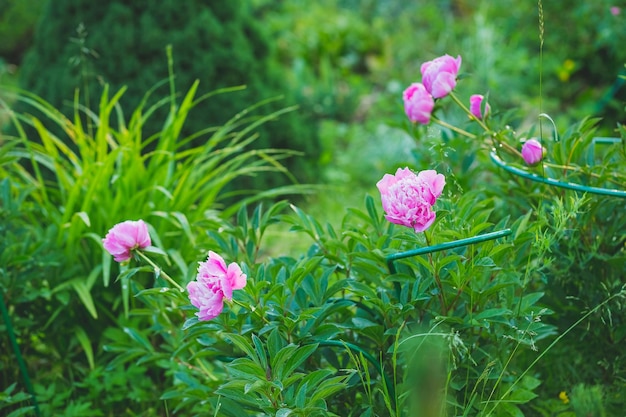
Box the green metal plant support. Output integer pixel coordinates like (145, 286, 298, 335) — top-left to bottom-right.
(386, 229, 512, 274)
(490, 137, 626, 199)
(0, 291, 41, 416)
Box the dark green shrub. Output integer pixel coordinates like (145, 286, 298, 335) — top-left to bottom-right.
(0, 0, 46, 64)
(19, 0, 319, 187)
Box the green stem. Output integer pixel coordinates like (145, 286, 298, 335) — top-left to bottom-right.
(449, 92, 491, 133)
(496, 138, 524, 159)
(541, 162, 623, 183)
(446, 92, 525, 159)
(431, 116, 476, 139)
(135, 250, 185, 292)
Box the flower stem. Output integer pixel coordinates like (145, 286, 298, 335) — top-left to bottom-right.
(135, 250, 185, 292)
(447, 92, 526, 159)
(449, 92, 491, 133)
(496, 138, 524, 159)
(431, 116, 476, 139)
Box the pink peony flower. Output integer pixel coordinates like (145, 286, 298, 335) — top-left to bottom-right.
(102, 220, 151, 262)
(421, 54, 462, 99)
(187, 251, 247, 321)
(521, 139, 544, 166)
(469, 94, 490, 119)
(610, 6, 620, 15)
(187, 279, 225, 321)
(377, 168, 446, 233)
(403, 83, 435, 124)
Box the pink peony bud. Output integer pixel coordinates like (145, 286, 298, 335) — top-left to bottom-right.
(102, 220, 151, 262)
(420, 54, 462, 99)
(521, 139, 544, 166)
(403, 83, 435, 124)
(376, 167, 446, 233)
(610, 6, 620, 15)
(469, 94, 490, 119)
(187, 251, 247, 321)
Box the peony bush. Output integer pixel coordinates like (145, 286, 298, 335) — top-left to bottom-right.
(88, 52, 626, 416)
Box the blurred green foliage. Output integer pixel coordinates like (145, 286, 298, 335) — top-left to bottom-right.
(0, 0, 46, 63)
(17, 0, 320, 187)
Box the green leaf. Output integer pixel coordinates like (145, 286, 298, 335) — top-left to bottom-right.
(7, 407, 37, 417)
(310, 375, 348, 403)
(227, 357, 266, 380)
(271, 345, 298, 380)
(514, 210, 533, 240)
(182, 317, 200, 331)
(71, 280, 98, 319)
(252, 334, 269, 371)
(276, 409, 293, 417)
(224, 333, 259, 365)
(474, 308, 511, 321)
(74, 326, 95, 370)
(123, 327, 154, 352)
(282, 344, 318, 379)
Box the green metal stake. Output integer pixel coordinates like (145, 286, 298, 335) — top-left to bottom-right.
(386, 229, 512, 274)
(0, 291, 41, 417)
(490, 152, 626, 199)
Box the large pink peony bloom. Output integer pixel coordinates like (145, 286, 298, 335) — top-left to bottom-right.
(377, 168, 446, 233)
(521, 139, 544, 166)
(469, 94, 490, 120)
(421, 54, 462, 99)
(102, 220, 151, 262)
(403, 83, 435, 124)
(187, 251, 247, 321)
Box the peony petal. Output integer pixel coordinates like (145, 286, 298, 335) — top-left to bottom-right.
(417, 170, 446, 200)
(430, 73, 457, 99)
(227, 262, 247, 291)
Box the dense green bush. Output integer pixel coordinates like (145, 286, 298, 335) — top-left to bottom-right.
(19, 0, 319, 187)
(94, 192, 555, 416)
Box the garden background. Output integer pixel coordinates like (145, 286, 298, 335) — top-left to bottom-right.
(1, 0, 625, 416)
